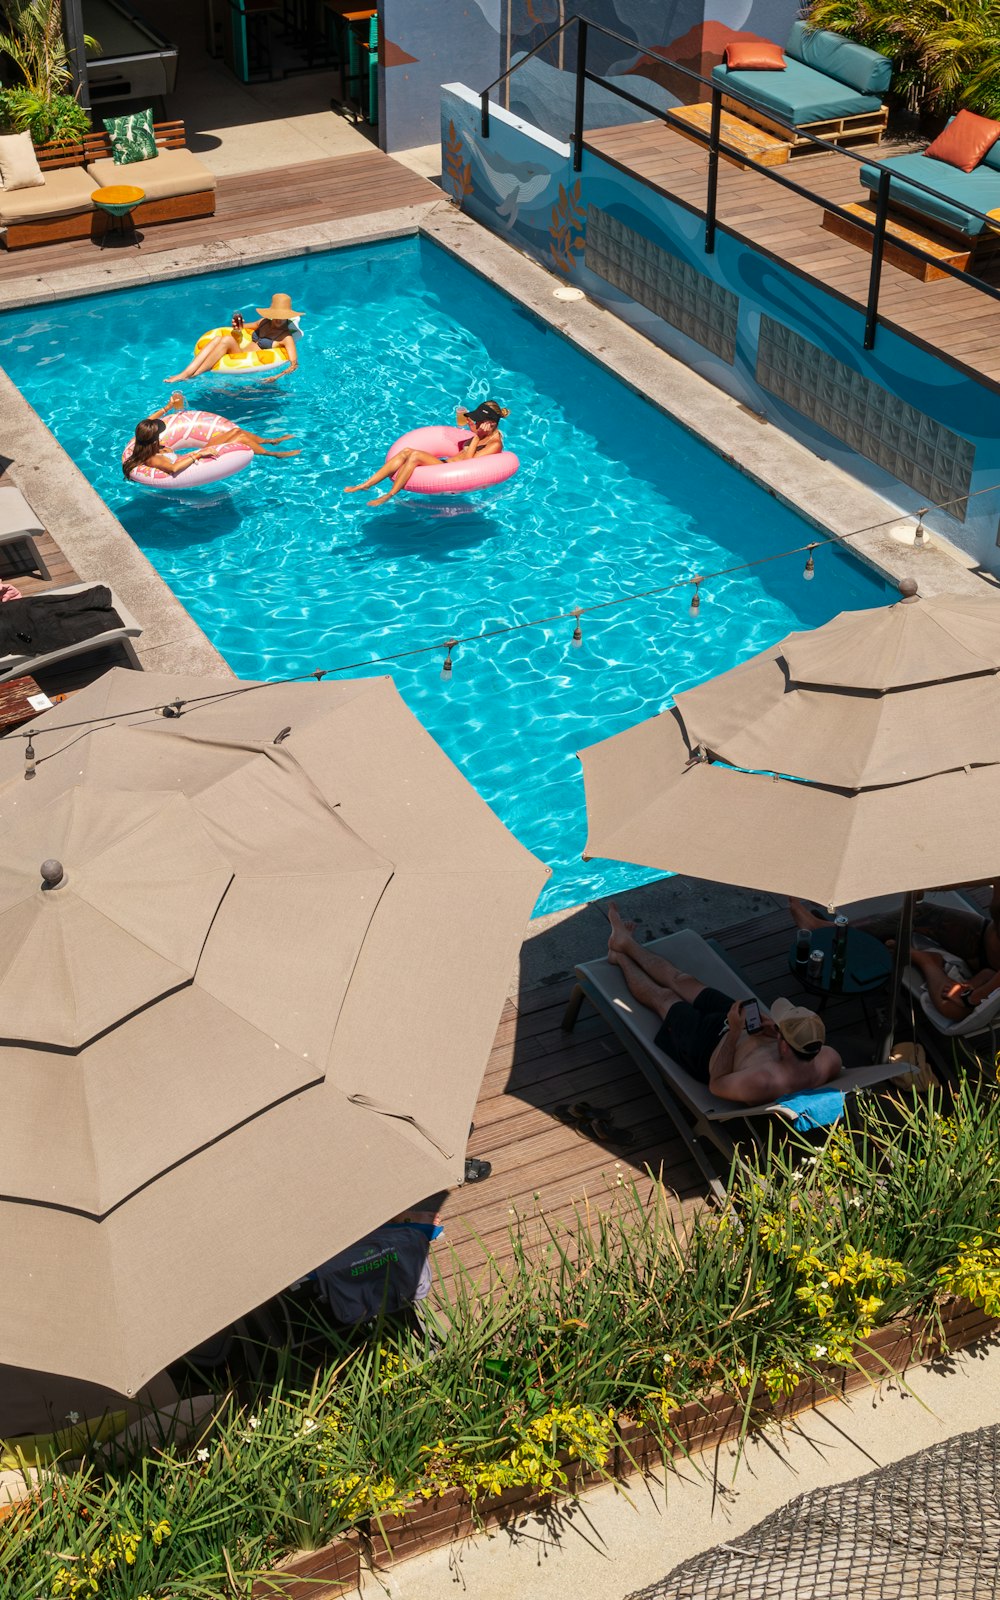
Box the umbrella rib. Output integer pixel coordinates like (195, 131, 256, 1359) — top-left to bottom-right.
(0, 1075, 326, 1222)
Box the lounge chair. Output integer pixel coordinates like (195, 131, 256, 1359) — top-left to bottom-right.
(897, 889, 1000, 1056)
(561, 929, 902, 1199)
(0, 581, 143, 684)
(0, 486, 51, 580)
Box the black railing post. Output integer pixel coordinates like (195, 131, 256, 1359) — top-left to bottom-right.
(481, 89, 490, 140)
(704, 83, 721, 254)
(865, 168, 891, 350)
(573, 18, 589, 174)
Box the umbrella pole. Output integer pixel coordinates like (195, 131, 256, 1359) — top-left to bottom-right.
(880, 889, 916, 1063)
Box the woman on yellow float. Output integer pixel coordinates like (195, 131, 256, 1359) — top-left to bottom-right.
(165, 292, 303, 384)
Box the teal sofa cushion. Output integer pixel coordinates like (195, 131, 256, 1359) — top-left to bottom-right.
(786, 21, 892, 96)
(713, 58, 883, 125)
(860, 153, 1000, 236)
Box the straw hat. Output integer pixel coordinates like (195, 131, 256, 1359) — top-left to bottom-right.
(255, 292, 305, 320)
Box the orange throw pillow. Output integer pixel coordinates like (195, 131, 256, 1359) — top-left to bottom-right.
(724, 40, 786, 71)
(925, 109, 1000, 172)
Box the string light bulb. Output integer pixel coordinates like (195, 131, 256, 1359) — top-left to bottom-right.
(803, 544, 817, 580)
(689, 578, 703, 616)
(571, 608, 583, 648)
(914, 508, 929, 547)
(24, 736, 35, 779)
(440, 640, 457, 681)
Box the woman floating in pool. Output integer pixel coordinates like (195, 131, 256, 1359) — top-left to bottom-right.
(165, 292, 304, 384)
(123, 392, 301, 481)
(345, 400, 511, 506)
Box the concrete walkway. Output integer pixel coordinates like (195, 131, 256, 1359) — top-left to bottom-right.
(348, 1338, 1000, 1598)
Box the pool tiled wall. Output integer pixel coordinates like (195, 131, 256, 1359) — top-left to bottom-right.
(441, 83, 1000, 571)
(585, 208, 738, 365)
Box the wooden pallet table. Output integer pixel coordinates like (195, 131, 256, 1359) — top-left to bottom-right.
(670, 101, 791, 168)
(821, 201, 971, 282)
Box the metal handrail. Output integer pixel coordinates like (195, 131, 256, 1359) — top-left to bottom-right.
(478, 13, 1000, 350)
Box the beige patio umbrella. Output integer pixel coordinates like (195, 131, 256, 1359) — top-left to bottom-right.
(580, 584, 1000, 909)
(0, 669, 546, 1396)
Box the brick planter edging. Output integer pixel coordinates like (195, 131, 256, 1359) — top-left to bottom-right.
(255, 1298, 997, 1593)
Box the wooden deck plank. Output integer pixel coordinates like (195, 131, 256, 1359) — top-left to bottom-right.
(584, 120, 1000, 389)
(433, 901, 888, 1289)
(0, 149, 438, 282)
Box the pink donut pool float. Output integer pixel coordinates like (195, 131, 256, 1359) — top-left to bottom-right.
(124, 409, 253, 491)
(384, 426, 519, 494)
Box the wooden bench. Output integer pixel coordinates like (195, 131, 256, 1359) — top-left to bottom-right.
(1, 121, 214, 250)
(1, 139, 94, 250)
(83, 120, 216, 231)
(721, 94, 887, 156)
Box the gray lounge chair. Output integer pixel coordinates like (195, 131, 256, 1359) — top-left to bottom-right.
(0, 485, 51, 580)
(562, 929, 903, 1199)
(0, 581, 143, 684)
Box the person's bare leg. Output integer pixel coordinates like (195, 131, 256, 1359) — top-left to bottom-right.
(345, 451, 409, 494)
(788, 897, 831, 933)
(608, 947, 680, 1021)
(606, 902, 705, 1002)
(165, 335, 239, 382)
(212, 427, 301, 459)
(910, 948, 966, 1020)
(366, 449, 443, 507)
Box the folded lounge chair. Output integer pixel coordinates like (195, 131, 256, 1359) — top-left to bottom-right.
(0, 485, 51, 580)
(562, 929, 903, 1200)
(0, 581, 142, 683)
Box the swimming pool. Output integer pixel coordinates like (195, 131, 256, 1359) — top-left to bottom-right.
(0, 237, 890, 913)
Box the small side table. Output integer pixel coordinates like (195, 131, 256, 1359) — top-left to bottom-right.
(93, 185, 145, 250)
(788, 924, 893, 1036)
(0, 675, 54, 735)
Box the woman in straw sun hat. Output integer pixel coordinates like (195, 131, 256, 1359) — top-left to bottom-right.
(165, 291, 305, 385)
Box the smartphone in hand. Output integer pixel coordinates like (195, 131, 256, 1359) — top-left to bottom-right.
(741, 999, 763, 1034)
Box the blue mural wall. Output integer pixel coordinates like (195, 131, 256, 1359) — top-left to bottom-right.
(380, 0, 502, 152)
(380, 0, 800, 151)
(440, 83, 1000, 568)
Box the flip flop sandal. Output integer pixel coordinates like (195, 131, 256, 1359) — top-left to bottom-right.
(554, 1101, 599, 1128)
(463, 1156, 492, 1183)
(580, 1115, 636, 1148)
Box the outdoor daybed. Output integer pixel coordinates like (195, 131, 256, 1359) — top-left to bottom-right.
(562, 929, 903, 1199)
(858, 123, 1000, 273)
(712, 22, 890, 152)
(0, 581, 142, 681)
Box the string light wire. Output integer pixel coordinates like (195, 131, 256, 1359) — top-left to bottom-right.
(13, 477, 998, 759)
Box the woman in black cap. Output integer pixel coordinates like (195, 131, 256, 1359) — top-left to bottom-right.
(345, 399, 510, 507)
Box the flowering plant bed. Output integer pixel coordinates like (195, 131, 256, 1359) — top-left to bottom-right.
(3, 1084, 1000, 1597)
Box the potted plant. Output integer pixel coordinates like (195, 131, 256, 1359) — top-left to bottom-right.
(0, 0, 98, 143)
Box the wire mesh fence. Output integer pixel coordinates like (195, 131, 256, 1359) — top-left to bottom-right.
(627, 1423, 1000, 1600)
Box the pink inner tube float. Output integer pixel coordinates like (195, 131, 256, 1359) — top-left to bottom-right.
(384, 426, 520, 494)
(123, 409, 254, 491)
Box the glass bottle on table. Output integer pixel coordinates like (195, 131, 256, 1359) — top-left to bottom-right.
(830, 914, 849, 989)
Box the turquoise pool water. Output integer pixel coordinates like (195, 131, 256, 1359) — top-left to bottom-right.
(0, 238, 889, 913)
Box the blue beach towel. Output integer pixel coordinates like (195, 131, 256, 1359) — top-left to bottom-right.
(777, 1090, 846, 1132)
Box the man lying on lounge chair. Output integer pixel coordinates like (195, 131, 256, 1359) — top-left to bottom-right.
(607, 906, 843, 1104)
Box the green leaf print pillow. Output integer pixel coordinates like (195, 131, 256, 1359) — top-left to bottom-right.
(104, 108, 158, 165)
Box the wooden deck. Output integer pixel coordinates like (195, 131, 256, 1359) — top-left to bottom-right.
(0, 148, 438, 282)
(585, 121, 1000, 393)
(434, 904, 887, 1290)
